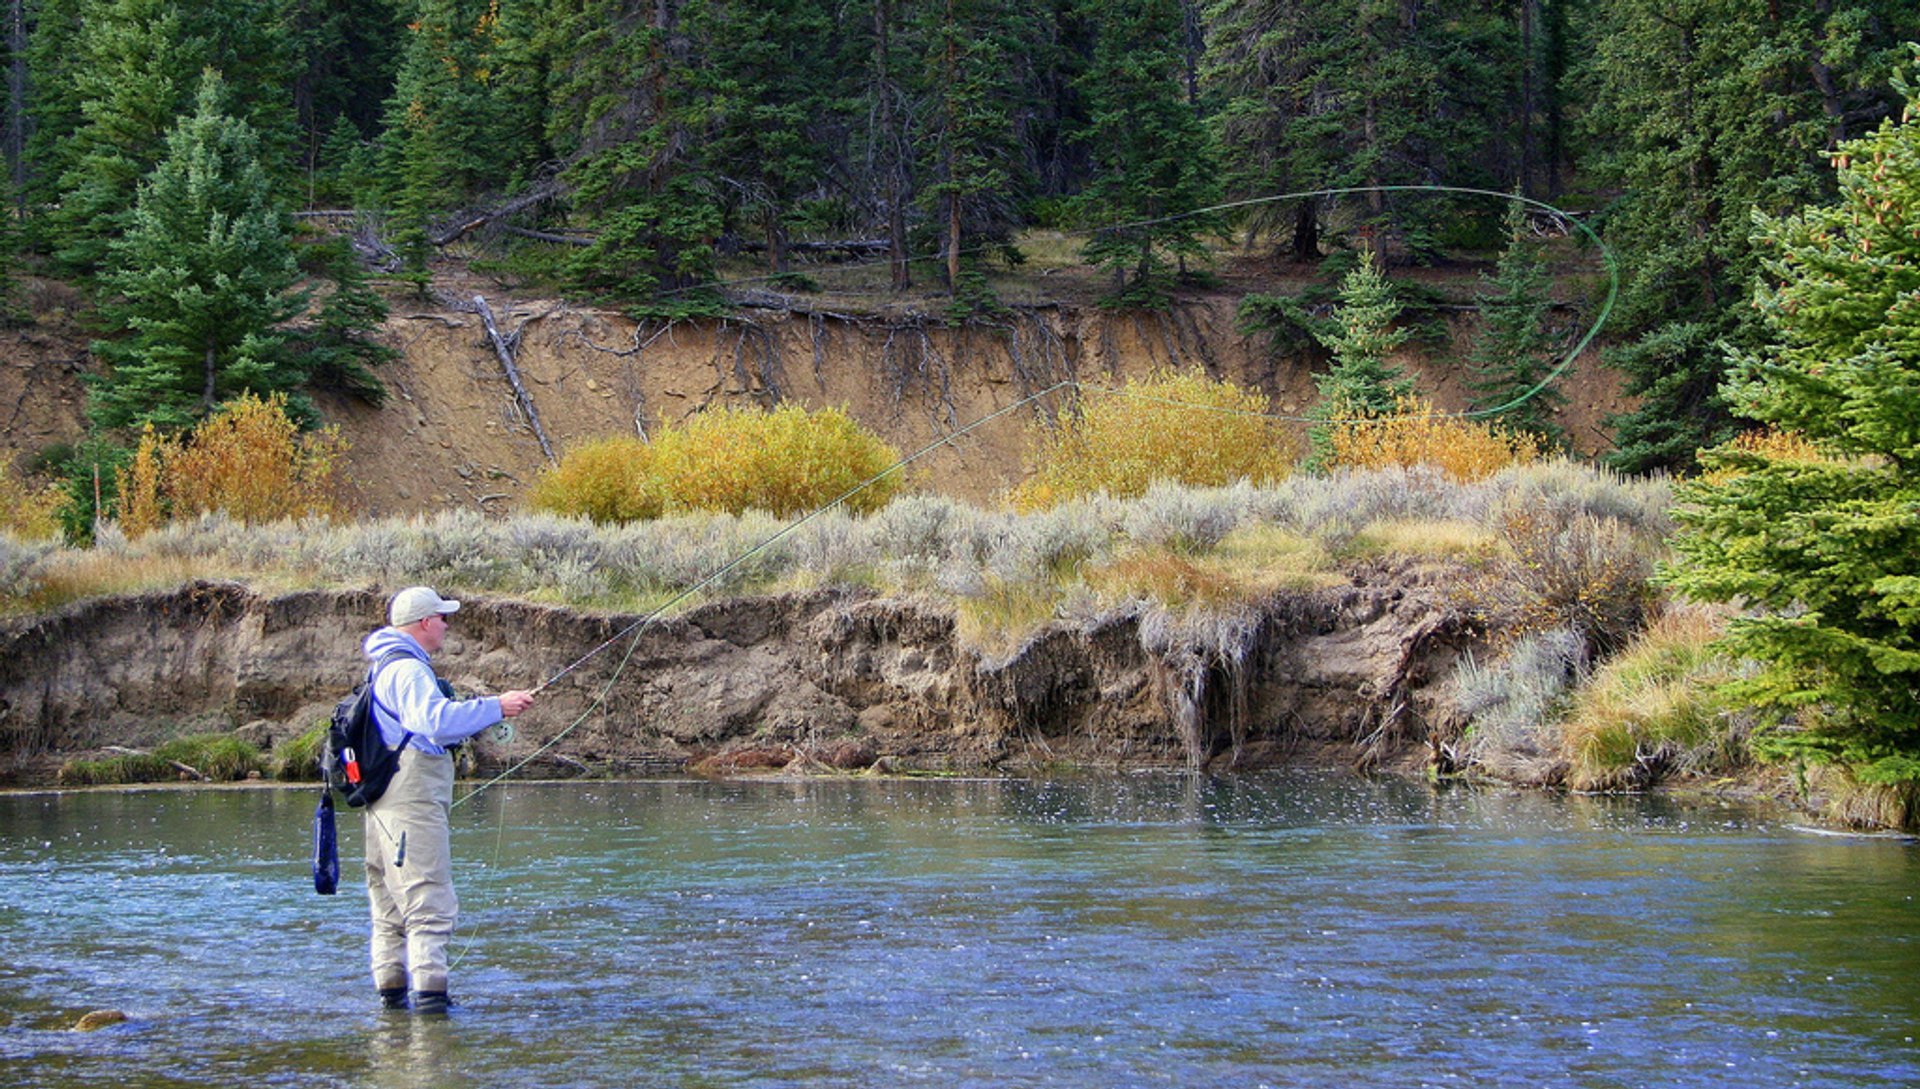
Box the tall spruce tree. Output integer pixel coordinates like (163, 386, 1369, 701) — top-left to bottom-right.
(857, 0, 919, 290)
(1469, 199, 1564, 445)
(1073, 0, 1219, 308)
(687, 0, 836, 276)
(290, 235, 396, 405)
(47, 0, 192, 277)
(378, 0, 518, 285)
(1201, 0, 1514, 263)
(1583, 0, 1920, 473)
(20, 0, 88, 215)
(1307, 249, 1414, 466)
(544, 0, 723, 312)
(46, 0, 295, 278)
(285, 0, 408, 192)
(917, 0, 1029, 298)
(89, 73, 306, 432)
(1665, 63, 1920, 791)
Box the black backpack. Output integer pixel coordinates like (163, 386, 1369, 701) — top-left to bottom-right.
(322, 648, 418, 809)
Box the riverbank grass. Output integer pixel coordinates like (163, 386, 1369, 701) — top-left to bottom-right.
(56, 734, 267, 786)
(1561, 608, 1750, 791)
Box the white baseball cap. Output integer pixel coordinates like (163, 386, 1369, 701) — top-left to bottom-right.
(389, 586, 461, 627)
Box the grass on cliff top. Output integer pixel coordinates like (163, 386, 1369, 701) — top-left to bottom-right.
(2, 461, 1671, 650)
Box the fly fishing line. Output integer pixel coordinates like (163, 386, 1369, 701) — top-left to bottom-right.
(435, 184, 1616, 966)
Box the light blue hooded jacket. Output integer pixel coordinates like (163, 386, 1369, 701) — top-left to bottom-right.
(361, 627, 504, 756)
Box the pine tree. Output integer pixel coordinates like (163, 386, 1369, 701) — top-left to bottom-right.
(1584, 0, 1920, 473)
(545, 0, 723, 313)
(1665, 60, 1920, 790)
(1307, 249, 1414, 466)
(45, 0, 296, 278)
(916, 0, 1029, 301)
(20, 0, 88, 217)
(377, 0, 533, 286)
(290, 235, 396, 405)
(47, 0, 193, 277)
(89, 73, 306, 433)
(688, 0, 837, 277)
(1201, 0, 1514, 264)
(1073, 0, 1220, 308)
(1469, 199, 1564, 445)
(285, 0, 407, 194)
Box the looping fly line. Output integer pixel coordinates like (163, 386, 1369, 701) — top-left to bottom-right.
(451, 184, 1615, 811)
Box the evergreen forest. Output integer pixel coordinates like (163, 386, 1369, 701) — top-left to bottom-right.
(0, 0, 1915, 468)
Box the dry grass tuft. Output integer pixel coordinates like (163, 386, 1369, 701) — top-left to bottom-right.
(952, 577, 1062, 657)
(1341, 518, 1499, 562)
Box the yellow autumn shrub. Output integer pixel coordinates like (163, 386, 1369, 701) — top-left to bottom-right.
(529, 436, 664, 524)
(115, 393, 345, 537)
(532, 404, 902, 523)
(0, 460, 66, 540)
(1011, 370, 1299, 510)
(1327, 396, 1541, 481)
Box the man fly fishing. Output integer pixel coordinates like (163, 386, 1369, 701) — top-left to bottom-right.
(361, 586, 535, 1014)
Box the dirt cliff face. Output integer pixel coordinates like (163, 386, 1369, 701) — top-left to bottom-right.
(0, 573, 1480, 784)
(3, 277, 1628, 516)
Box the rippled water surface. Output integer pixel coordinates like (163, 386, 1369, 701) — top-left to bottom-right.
(2, 773, 1916, 1088)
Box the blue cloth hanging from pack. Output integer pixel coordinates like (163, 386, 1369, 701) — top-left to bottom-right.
(312, 791, 340, 895)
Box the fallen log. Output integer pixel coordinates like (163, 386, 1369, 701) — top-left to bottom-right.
(467, 295, 557, 463)
(429, 183, 565, 247)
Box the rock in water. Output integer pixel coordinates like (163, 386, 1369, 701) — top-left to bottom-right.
(73, 1009, 127, 1031)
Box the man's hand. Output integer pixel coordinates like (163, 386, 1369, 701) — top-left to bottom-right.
(498, 690, 536, 717)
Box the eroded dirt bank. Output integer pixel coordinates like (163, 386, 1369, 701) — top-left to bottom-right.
(2, 286, 1628, 518)
(0, 574, 1478, 786)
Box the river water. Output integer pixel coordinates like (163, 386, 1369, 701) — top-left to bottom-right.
(1, 773, 1915, 1088)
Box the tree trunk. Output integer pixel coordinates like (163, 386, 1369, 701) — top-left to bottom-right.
(1519, 0, 1536, 196)
(767, 217, 789, 275)
(203, 341, 218, 415)
(1291, 200, 1319, 262)
(5, 0, 23, 210)
(1542, 0, 1568, 196)
(942, 0, 960, 292)
(1807, 0, 1847, 147)
(1179, 0, 1203, 109)
(1364, 99, 1385, 266)
(947, 193, 961, 290)
(874, 0, 910, 290)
